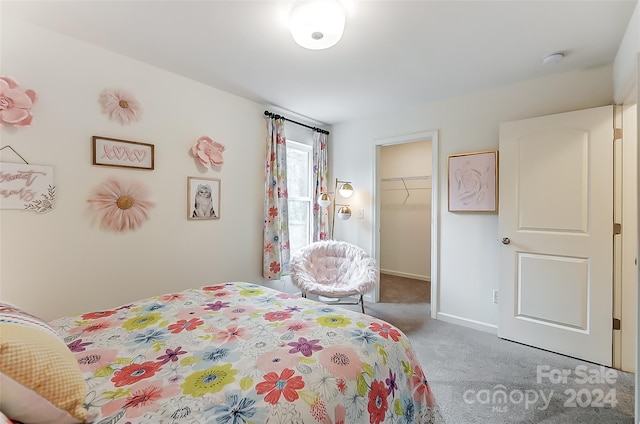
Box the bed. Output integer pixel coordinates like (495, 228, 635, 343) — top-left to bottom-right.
(1, 282, 443, 424)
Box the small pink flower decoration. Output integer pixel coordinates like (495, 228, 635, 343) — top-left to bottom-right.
(99, 88, 142, 125)
(191, 136, 225, 167)
(87, 178, 154, 233)
(0, 76, 37, 127)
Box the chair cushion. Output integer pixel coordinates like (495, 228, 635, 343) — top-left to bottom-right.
(290, 241, 378, 298)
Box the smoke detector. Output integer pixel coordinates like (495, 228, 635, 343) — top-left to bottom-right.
(542, 52, 565, 65)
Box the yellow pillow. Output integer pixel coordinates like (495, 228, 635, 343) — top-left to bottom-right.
(0, 303, 88, 424)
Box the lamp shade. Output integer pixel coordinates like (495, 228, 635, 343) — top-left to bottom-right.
(336, 206, 352, 220)
(289, 0, 346, 50)
(338, 182, 353, 198)
(317, 193, 331, 208)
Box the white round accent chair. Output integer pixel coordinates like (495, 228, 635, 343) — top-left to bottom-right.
(290, 240, 378, 313)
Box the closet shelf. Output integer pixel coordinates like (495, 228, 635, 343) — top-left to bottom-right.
(380, 175, 431, 196)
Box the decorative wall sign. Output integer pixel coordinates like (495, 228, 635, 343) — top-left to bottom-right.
(92, 136, 154, 170)
(0, 162, 55, 213)
(448, 150, 498, 212)
(187, 177, 220, 220)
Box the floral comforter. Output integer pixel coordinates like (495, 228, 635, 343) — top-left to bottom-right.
(50, 282, 443, 423)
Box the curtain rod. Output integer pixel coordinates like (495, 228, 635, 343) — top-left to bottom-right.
(264, 110, 329, 135)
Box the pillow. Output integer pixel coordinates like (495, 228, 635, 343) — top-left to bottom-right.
(0, 302, 88, 424)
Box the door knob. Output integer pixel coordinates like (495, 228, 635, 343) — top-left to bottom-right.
(501, 237, 511, 245)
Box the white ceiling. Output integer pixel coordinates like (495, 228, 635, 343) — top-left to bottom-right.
(3, 1, 637, 125)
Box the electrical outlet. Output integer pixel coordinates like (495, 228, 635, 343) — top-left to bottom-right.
(492, 289, 499, 304)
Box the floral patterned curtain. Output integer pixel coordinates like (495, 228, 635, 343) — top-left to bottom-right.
(263, 117, 290, 280)
(313, 131, 329, 241)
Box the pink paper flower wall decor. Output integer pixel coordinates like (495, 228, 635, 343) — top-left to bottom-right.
(0, 76, 37, 127)
(99, 88, 142, 125)
(87, 178, 155, 233)
(191, 136, 225, 168)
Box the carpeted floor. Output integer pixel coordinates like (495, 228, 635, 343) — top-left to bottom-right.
(338, 274, 635, 423)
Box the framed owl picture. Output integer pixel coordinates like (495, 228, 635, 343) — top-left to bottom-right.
(187, 177, 220, 220)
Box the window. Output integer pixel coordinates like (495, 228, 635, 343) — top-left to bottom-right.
(286, 140, 313, 256)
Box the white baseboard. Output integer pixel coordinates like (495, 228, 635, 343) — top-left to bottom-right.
(436, 312, 498, 334)
(380, 269, 430, 282)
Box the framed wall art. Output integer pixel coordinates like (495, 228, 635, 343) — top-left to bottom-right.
(92, 136, 154, 170)
(448, 150, 498, 212)
(187, 177, 220, 220)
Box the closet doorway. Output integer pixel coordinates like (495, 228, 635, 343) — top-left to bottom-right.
(373, 131, 439, 317)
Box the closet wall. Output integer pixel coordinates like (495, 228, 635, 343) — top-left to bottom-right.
(379, 140, 432, 280)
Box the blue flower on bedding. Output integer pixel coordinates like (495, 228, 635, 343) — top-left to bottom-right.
(350, 328, 378, 346)
(399, 395, 416, 423)
(129, 328, 167, 347)
(204, 390, 264, 424)
(193, 346, 241, 369)
(143, 302, 168, 312)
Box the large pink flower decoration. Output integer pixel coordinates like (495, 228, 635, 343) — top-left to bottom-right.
(0, 76, 37, 127)
(191, 136, 225, 167)
(99, 88, 142, 125)
(87, 178, 155, 233)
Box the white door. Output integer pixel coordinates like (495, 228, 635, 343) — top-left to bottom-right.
(498, 105, 613, 366)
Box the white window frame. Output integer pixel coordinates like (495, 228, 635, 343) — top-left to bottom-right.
(286, 140, 314, 254)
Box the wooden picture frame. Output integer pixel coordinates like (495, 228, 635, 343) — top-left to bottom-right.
(187, 177, 220, 220)
(448, 150, 498, 212)
(92, 136, 154, 170)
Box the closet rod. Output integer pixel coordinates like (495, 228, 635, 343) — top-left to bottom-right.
(381, 175, 431, 182)
(264, 110, 329, 135)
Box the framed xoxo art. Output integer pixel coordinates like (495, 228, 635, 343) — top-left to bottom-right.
(92, 136, 155, 170)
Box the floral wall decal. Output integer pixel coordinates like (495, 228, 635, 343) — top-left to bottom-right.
(0, 76, 37, 127)
(98, 88, 142, 125)
(87, 178, 154, 232)
(191, 136, 225, 168)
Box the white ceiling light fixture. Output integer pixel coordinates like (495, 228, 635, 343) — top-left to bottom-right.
(289, 0, 346, 50)
(542, 52, 565, 65)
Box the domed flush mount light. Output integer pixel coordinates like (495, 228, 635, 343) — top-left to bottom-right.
(289, 0, 346, 50)
(542, 52, 565, 65)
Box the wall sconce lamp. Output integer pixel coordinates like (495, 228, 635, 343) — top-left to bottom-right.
(317, 178, 353, 239)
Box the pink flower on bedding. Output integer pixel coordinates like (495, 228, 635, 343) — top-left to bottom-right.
(216, 325, 247, 343)
(257, 349, 300, 374)
(76, 348, 118, 372)
(102, 379, 180, 418)
(191, 136, 225, 167)
(264, 310, 292, 322)
(411, 365, 437, 406)
(318, 345, 363, 380)
(99, 88, 142, 125)
(159, 293, 185, 302)
(0, 76, 37, 127)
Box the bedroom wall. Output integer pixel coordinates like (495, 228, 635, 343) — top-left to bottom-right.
(331, 65, 615, 331)
(379, 141, 431, 280)
(0, 18, 319, 321)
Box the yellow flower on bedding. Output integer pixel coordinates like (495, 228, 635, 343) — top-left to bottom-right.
(316, 314, 351, 328)
(122, 312, 162, 330)
(182, 364, 238, 397)
(238, 288, 265, 297)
